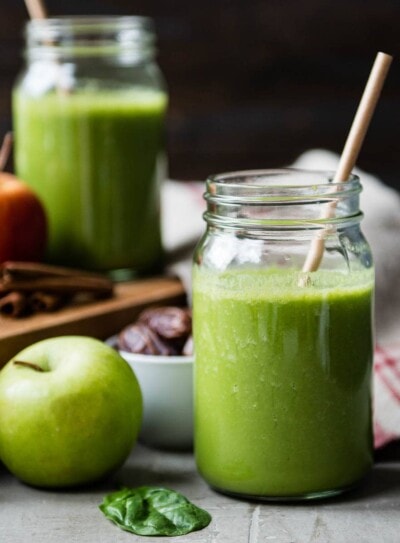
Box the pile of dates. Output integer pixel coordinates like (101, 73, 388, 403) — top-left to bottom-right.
(117, 306, 193, 356)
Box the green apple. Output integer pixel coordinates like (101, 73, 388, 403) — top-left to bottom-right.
(0, 336, 142, 488)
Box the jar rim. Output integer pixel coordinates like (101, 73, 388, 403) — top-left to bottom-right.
(25, 15, 154, 33)
(206, 168, 361, 202)
(204, 168, 363, 230)
(24, 15, 155, 60)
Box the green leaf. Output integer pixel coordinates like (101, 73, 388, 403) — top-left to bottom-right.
(99, 486, 212, 536)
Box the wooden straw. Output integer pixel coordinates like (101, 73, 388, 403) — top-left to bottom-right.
(301, 51, 393, 275)
(0, 132, 13, 172)
(23, 0, 73, 95)
(24, 0, 47, 20)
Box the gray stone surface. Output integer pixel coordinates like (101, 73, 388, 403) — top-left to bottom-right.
(0, 444, 399, 542)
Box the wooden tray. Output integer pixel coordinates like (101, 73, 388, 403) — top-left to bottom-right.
(0, 276, 186, 367)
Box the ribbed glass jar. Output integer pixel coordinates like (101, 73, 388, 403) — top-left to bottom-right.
(193, 169, 374, 500)
(13, 16, 167, 278)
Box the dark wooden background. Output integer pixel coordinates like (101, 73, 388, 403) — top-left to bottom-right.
(1, 0, 399, 188)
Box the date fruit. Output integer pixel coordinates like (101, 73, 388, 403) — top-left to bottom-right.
(118, 306, 192, 356)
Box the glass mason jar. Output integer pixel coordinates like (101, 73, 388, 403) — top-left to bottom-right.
(193, 169, 374, 501)
(13, 16, 167, 278)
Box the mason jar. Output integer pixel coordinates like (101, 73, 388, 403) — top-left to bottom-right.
(193, 169, 374, 500)
(13, 16, 167, 278)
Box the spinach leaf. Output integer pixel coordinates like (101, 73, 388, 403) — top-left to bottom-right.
(99, 486, 212, 536)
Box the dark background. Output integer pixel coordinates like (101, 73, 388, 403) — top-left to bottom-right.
(1, 0, 399, 188)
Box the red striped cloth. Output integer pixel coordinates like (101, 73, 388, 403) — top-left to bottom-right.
(374, 343, 400, 448)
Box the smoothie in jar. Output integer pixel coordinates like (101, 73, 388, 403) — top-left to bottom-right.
(193, 169, 374, 500)
(13, 16, 168, 276)
(193, 266, 374, 499)
(14, 88, 167, 273)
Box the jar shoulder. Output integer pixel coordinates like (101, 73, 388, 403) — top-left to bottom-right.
(194, 227, 373, 275)
(14, 59, 167, 96)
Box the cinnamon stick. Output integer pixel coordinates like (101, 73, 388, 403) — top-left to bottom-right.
(0, 276, 113, 297)
(0, 261, 114, 298)
(29, 291, 69, 312)
(1, 261, 110, 280)
(0, 262, 114, 318)
(0, 291, 29, 318)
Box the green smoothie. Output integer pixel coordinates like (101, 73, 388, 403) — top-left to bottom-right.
(13, 88, 167, 273)
(193, 266, 374, 498)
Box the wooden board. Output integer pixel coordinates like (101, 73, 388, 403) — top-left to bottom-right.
(0, 276, 186, 366)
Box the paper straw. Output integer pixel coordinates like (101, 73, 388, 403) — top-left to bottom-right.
(301, 52, 393, 274)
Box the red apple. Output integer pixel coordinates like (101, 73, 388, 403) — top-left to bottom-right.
(0, 172, 47, 263)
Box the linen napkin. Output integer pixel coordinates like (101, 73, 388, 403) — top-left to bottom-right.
(162, 149, 400, 448)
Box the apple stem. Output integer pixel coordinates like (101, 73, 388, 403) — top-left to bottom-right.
(13, 360, 45, 372)
(0, 132, 13, 172)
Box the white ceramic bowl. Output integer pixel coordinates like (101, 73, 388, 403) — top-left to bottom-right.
(107, 337, 193, 450)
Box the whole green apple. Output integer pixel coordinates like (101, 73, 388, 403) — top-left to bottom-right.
(0, 336, 142, 488)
